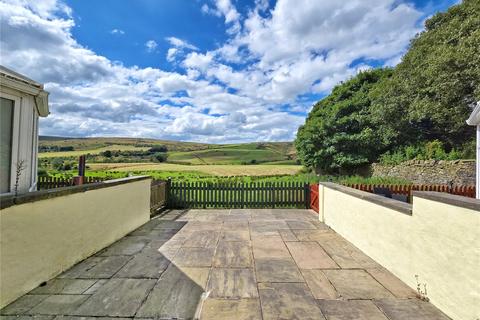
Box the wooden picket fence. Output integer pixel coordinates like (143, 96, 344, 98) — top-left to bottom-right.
(341, 183, 476, 199)
(37, 176, 105, 190)
(168, 181, 310, 209)
(150, 179, 167, 213)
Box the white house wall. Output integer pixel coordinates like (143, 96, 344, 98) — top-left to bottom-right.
(0, 86, 38, 194)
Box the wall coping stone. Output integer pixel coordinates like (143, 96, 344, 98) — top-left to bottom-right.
(0, 176, 151, 210)
(319, 182, 413, 215)
(414, 191, 480, 212)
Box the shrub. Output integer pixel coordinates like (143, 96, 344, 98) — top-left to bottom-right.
(153, 152, 168, 163)
(149, 145, 168, 153)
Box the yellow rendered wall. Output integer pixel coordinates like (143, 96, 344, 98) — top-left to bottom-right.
(0, 178, 151, 307)
(318, 185, 480, 320)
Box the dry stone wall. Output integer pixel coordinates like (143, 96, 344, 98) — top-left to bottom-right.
(371, 160, 475, 185)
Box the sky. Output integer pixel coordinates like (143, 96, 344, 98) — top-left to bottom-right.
(0, 0, 458, 143)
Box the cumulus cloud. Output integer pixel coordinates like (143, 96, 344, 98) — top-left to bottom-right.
(0, 0, 431, 143)
(145, 40, 158, 52)
(202, 0, 241, 34)
(166, 36, 198, 50)
(165, 36, 198, 62)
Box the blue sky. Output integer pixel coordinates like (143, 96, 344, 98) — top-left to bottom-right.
(1, 0, 458, 143)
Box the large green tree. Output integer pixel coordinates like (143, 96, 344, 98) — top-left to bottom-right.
(370, 0, 480, 148)
(295, 69, 393, 173)
(296, 0, 479, 172)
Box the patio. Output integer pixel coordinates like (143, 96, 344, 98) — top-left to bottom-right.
(0, 209, 450, 320)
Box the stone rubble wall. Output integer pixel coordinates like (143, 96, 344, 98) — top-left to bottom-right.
(371, 160, 476, 185)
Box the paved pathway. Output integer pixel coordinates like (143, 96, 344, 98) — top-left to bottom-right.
(1, 209, 450, 319)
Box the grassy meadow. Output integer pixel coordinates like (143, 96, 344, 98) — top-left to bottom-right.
(38, 136, 410, 185)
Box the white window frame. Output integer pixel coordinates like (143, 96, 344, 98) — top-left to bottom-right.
(1, 92, 21, 195)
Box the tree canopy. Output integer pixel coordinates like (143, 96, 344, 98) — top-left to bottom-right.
(296, 0, 479, 173)
(296, 69, 393, 173)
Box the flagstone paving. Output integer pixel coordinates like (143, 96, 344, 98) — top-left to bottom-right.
(1, 209, 451, 320)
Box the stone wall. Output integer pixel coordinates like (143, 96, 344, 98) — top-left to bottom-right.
(371, 160, 475, 185)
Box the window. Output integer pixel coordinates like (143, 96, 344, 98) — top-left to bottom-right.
(1, 97, 14, 193)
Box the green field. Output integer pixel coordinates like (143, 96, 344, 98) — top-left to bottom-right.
(39, 136, 410, 185)
(87, 163, 303, 176)
(39, 137, 296, 165)
(39, 144, 151, 158)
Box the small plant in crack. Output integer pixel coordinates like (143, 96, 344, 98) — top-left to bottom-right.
(415, 274, 429, 301)
(14, 160, 26, 196)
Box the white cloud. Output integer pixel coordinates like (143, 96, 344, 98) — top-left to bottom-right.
(110, 28, 124, 35)
(183, 52, 214, 71)
(165, 36, 198, 63)
(165, 36, 198, 50)
(202, 0, 241, 34)
(0, 0, 431, 143)
(166, 48, 178, 62)
(145, 40, 158, 52)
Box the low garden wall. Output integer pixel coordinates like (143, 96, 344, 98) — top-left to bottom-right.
(371, 159, 475, 185)
(318, 182, 479, 320)
(0, 176, 151, 308)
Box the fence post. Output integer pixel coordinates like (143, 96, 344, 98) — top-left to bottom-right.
(304, 183, 310, 209)
(166, 178, 172, 208)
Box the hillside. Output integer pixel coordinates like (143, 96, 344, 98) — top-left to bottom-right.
(39, 136, 297, 165)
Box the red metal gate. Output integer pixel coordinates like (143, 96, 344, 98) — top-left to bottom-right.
(309, 184, 319, 213)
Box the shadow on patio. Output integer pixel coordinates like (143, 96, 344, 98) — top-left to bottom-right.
(0, 209, 450, 319)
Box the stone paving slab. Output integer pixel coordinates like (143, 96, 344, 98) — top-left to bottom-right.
(286, 220, 318, 229)
(366, 268, 417, 298)
(286, 241, 339, 269)
(292, 228, 334, 241)
(75, 256, 132, 279)
(182, 230, 220, 248)
(320, 238, 380, 269)
(72, 278, 156, 317)
(135, 264, 204, 319)
(1, 295, 48, 315)
(29, 295, 89, 316)
(83, 279, 108, 294)
(114, 252, 170, 278)
(173, 247, 215, 267)
(220, 230, 250, 241)
(207, 268, 258, 299)
(95, 237, 150, 256)
(258, 282, 325, 320)
(222, 221, 249, 230)
(374, 299, 451, 320)
(1, 209, 450, 320)
(255, 257, 304, 282)
(323, 269, 394, 299)
(177, 267, 210, 290)
(252, 237, 290, 259)
(318, 300, 389, 320)
(278, 229, 298, 241)
(213, 241, 252, 268)
(1, 316, 54, 320)
(301, 269, 339, 299)
(29, 279, 96, 295)
(200, 299, 262, 320)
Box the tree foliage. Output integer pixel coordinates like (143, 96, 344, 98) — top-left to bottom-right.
(296, 69, 393, 173)
(296, 0, 479, 173)
(370, 0, 479, 147)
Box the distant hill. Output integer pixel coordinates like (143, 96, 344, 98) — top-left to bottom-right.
(38, 136, 297, 165)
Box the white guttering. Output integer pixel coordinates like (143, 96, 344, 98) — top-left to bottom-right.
(0, 66, 49, 117)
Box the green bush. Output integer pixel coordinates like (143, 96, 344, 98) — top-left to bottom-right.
(153, 152, 168, 163)
(379, 140, 463, 165)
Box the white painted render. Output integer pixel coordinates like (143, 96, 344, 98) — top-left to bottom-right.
(0, 66, 49, 195)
